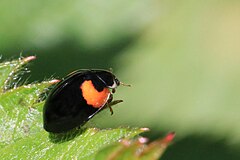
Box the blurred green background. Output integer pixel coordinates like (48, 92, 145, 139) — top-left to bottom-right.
(1, 0, 240, 159)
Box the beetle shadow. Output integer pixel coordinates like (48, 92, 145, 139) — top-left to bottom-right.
(48, 127, 87, 143)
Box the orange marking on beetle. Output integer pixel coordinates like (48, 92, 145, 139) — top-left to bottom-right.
(80, 80, 110, 108)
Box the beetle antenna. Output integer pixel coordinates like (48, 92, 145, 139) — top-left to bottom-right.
(120, 82, 131, 87)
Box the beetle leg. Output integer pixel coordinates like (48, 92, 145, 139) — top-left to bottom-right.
(103, 94, 123, 115)
(107, 99, 123, 115)
(112, 88, 116, 93)
(108, 93, 113, 103)
(106, 94, 114, 115)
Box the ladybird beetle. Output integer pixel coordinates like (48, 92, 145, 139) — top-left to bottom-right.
(43, 69, 126, 133)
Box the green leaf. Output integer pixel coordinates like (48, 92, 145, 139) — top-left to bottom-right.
(0, 56, 36, 92)
(0, 82, 55, 148)
(95, 132, 175, 160)
(0, 56, 158, 159)
(0, 127, 145, 159)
